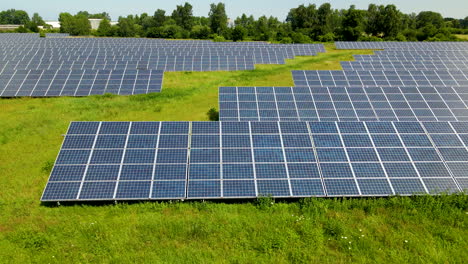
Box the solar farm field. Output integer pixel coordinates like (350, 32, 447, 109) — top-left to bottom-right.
(0, 41, 467, 263)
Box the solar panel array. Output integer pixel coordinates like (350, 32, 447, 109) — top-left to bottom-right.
(335, 41, 468, 50)
(41, 121, 467, 201)
(341, 61, 468, 71)
(41, 41, 468, 202)
(0, 34, 325, 97)
(292, 70, 468, 87)
(219, 86, 468, 122)
(0, 69, 164, 97)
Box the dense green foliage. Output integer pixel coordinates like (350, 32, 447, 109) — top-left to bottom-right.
(58, 13, 91, 36)
(1, 3, 467, 40)
(0, 45, 466, 262)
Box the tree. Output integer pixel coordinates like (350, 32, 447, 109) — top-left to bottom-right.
(117, 16, 136, 37)
(70, 14, 91, 35)
(31, 13, 45, 26)
(58, 12, 74, 33)
(191, 25, 211, 39)
(341, 5, 365, 40)
(286, 4, 318, 31)
(96, 18, 112, 36)
(171, 2, 193, 31)
(208, 3, 228, 35)
(317, 3, 333, 35)
(0, 9, 30, 25)
(416, 11, 445, 29)
(232, 25, 247, 41)
(235, 14, 255, 37)
(76, 11, 110, 20)
(154, 9, 166, 27)
(59, 12, 91, 36)
(381, 5, 402, 39)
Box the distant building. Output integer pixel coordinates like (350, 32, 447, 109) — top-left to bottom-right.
(44, 21, 61, 29)
(44, 19, 118, 30)
(89, 19, 102, 30)
(0, 25, 22, 31)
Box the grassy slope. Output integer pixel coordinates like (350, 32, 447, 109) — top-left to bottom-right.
(0, 43, 466, 263)
(454, 34, 468, 40)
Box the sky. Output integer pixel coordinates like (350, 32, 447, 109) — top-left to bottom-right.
(0, 0, 467, 21)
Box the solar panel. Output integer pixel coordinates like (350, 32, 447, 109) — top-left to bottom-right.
(219, 86, 468, 122)
(341, 61, 468, 71)
(335, 41, 468, 51)
(0, 69, 163, 97)
(41, 121, 467, 202)
(292, 70, 468, 87)
(0, 35, 325, 97)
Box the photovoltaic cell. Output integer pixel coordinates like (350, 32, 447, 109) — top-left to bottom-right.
(41, 121, 467, 201)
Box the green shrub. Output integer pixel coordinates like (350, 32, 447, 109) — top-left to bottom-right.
(206, 108, 219, 121)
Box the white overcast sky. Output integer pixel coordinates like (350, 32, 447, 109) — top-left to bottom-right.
(0, 0, 466, 21)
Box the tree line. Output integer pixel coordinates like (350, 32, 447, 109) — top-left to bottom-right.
(1, 3, 468, 42)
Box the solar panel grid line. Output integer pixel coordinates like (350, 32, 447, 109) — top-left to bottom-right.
(272, 87, 281, 122)
(42, 69, 59, 97)
(76, 122, 102, 200)
(219, 122, 224, 198)
(10, 69, 29, 97)
(248, 122, 259, 197)
(0, 70, 15, 96)
(423, 122, 463, 193)
(185, 122, 192, 199)
(112, 123, 132, 199)
(429, 85, 458, 121)
(362, 86, 383, 121)
(390, 122, 429, 194)
(277, 122, 294, 197)
(291, 86, 301, 121)
(363, 122, 396, 195)
(305, 122, 328, 196)
(327, 85, 343, 120)
(149, 122, 162, 199)
(399, 85, 430, 121)
(334, 123, 362, 196)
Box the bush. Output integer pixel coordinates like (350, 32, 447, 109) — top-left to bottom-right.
(318, 32, 336, 42)
(280, 37, 293, 44)
(207, 108, 219, 121)
(191, 25, 211, 39)
(291, 32, 312, 43)
(15, 26, 28, 33)
(232, 25, 247, 42)
(212, 34, 226, 42)
(39, 31, 46, 38)
(395, 33, 407, 41)
(358, 35, 383, 41)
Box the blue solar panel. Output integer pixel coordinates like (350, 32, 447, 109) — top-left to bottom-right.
(41, 121, 468, 202)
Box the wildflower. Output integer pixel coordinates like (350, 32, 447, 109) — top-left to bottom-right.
(405, 240, 408, 243)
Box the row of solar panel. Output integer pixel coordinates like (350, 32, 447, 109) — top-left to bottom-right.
(341, 61, 468, 71)
(41, 121, 468, 201)
(1, 62, 258, 72)
(218, 86, 468, 122)
(354, 54, 468, 61)
(374, 50, 468, 56)
(292, 70, 468, 87)
(0, 69, 163, 97)
(0, 46, 323, 53)
(0, 51, 314, 59)
(335, 41, 468, 50)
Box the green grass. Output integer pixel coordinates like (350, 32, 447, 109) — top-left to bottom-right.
(0, 43, 466, 263)
(455, 34, 468, 40)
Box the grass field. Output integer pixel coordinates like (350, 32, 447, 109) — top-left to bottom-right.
(455, 34, 468, 40)
(0, 43, 467, 263)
